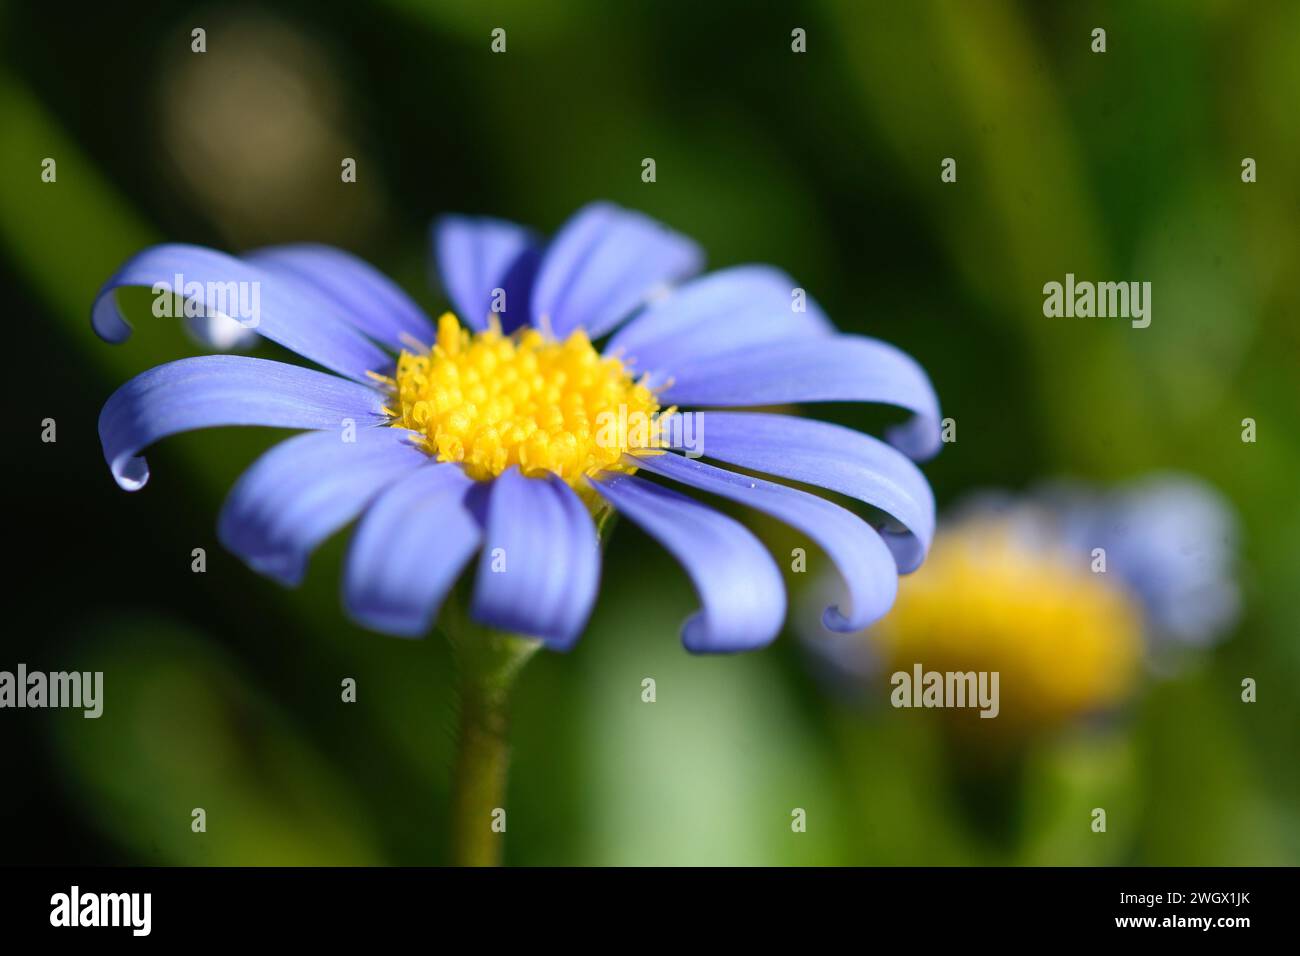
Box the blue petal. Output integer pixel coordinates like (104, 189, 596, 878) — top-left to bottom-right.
(660, 335, 942, 460)
(1053, 476, 1240, 648)
(246, 244, 436, 351)
(630, 452, 896, 630)
(470, 469, 600, 649)
(218, 427, 430, 586)
(531, 202, 704, 340)
(99, 355, 389, 491)
(180, 311, 260, 352)
(666, 411, 935, 573)
(606, 265, 833, 383)
(343, 463, 481, 638)
(590, 472, 785, 653)
(432, 215, 541, 332)
(92, 244, 393, 382)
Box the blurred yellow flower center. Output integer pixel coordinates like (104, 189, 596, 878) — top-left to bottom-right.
(383, 313, 664, 488)
(873, 516, 1143, 730)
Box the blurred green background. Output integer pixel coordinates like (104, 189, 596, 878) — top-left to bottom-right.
(3, 0, 1297, 865)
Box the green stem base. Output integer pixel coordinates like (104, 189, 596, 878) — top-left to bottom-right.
(444, 603, 540, 867)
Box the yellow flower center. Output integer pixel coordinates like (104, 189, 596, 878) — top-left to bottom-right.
(873, 516, 1143, 732)
(382, 314, 666, 491)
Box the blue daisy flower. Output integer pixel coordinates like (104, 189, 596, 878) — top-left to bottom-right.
(94, 201, 941, 653)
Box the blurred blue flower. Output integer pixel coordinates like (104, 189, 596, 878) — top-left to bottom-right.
(92, 202, 940, 652)
(801, 473, 1241, 712)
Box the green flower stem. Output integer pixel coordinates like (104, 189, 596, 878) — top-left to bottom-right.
(443, 505, 612, 866)
(444, 604, 540, 867)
